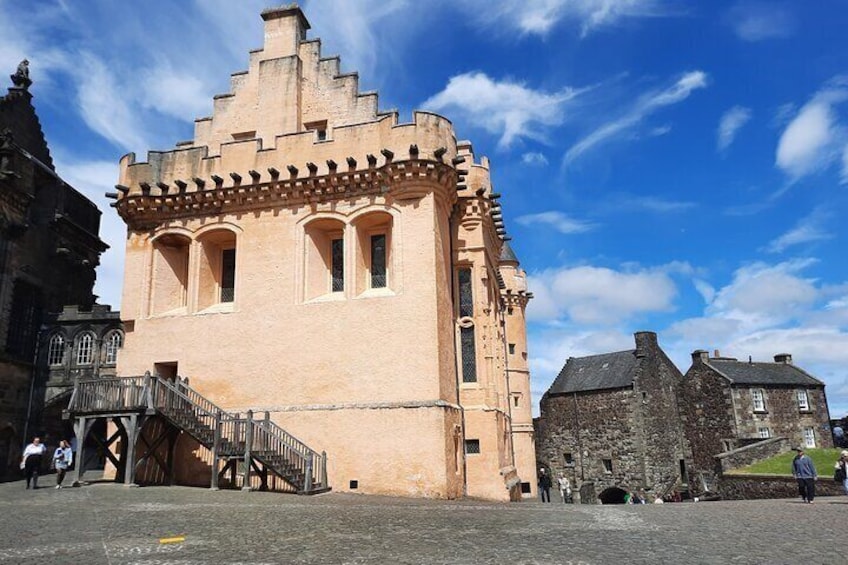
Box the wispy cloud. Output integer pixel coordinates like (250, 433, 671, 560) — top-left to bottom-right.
(717, 105, 752, 152)
(775, 77, 848, 181)
(424, 72, 585, 148)
(460, 0, 672, 37)
(606, 193, 696, 213)
(522, 152, 549, 166)
(515, 211, 598, 234)
(527, 263, 680, 324)
(564, 70, 708, 164)
(727, 1, 796, 42)
(764, 208, 832, 253)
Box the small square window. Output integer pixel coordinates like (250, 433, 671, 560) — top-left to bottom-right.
(797, 390, 810, 411)
(564, 452, 574, 466)
(508, 343, 516, 355)
(752, 389, 766, 412)
(520, 482, 532, 494)
(349, 480, 358, 489)
(804, 428, 816, 448)
(465, 439, 481, 454)
(602, 459, 613, 474)
(758, 427, 770, 439)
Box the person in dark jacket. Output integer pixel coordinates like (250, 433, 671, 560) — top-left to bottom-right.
(791, 447, 817, 503)
(538, 468, 552, 503)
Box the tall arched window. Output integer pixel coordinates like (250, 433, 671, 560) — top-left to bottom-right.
(47, 334, 65, 366)
(76, 333, 95, 365)
(104, 331, 123, 365)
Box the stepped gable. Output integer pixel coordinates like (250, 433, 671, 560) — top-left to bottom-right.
(115, 3, 465, 226)
(0, 72, 54, 170)
(547, 350, 639, 394)
(707, 359, 823, 387)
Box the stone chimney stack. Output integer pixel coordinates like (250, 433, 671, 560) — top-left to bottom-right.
(774, 353, 793, 364)
(634, 331, 657, 358)
(260, 4, 311, 60)
(691, 349, 709, 364)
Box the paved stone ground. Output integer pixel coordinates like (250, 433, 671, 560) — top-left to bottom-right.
(1, 480, 847, 564)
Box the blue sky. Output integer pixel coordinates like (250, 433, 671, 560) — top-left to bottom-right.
(3, 1, 848, 417)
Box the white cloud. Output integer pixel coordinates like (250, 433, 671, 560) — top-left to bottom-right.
(564, 70, 708, 164)
(692, 279, 716, 304)
(708, 259, 819, 327)
(765, 208, 832, 253)
(607, 194, 695, 213)
(775, 79, 848, 181)
(516, 211, 597, 234)
(522, 152, 549, 166)
(717, 105, 751, 152)
(460, 0, 670, 37)
(842, 143, 848, 183)
(727, 1, 796, 42)
(527, 264, 678, 324)
(424, 72, 584, 148)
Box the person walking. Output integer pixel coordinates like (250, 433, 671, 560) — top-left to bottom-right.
(791, 447, 817, 503)
(21, 437, 47, 489)
(835, 450, 848, 496)
(538, 468, 552, 503)
(52, 440, 73, 489)
(556, 472, 571, 503)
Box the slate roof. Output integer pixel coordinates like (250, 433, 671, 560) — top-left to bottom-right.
(500, 242, 519, 265)
(547, 350, 639, 394)
(707, 360, 823, 387)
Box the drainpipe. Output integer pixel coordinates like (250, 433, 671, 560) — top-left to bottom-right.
(23, 324, 44, 448)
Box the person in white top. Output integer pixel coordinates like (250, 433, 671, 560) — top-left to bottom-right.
(557, 472, 571, 503)
(21, 436, 47, 489)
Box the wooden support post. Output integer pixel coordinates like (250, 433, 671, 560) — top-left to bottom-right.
(242, 410, 253, 491)
(304, 451, 314, 493)
(122, 414, 140, 486)
(167, 427, 179, 486)
(210, 410, 222, 490)
(70, 416, 91, 487)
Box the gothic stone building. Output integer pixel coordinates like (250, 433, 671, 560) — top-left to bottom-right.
(683, 350, 832, 474)
(0, 67, 108, 478)
(535, 332, 692, 503)
(112, 5, 536, 500)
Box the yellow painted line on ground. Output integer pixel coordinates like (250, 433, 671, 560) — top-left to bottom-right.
(159, 536, 186, 544)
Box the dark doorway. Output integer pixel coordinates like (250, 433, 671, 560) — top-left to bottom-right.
(154, 362, 178, 380)
(598, 487, 628, 504)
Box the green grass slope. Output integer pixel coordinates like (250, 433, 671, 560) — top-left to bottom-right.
(730, 448, 843, 476)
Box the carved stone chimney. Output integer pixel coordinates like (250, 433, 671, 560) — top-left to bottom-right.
(774, 353, 793, 364)
(260, 4, 311, 60)
(634, 331, 657, 358)
(691, 349, 709, 364)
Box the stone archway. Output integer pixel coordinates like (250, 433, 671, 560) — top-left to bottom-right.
(598, 486, 628, 504)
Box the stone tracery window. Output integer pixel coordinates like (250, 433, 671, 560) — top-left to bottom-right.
(76, 332, 95, 365)
(104, 331, 123, 365)
(47, 333, 65, 366)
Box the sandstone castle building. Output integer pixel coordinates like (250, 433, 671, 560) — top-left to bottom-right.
(111, 4, 536, 500)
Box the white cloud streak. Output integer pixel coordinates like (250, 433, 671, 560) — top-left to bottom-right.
(564, 70, 708, 164)
(727, 1, 796, 42)
(775, 78, 848, 181)
(522, 152, 549, 166)
(717, 105, 751, 152)
(516, 211, 598, 234)
(460, 0, 671, 37)
(765, 208, 832, 253)
(424, 72, 585, 148)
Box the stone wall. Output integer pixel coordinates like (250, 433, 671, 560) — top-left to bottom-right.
(718, 474, 846, 500)
(682, 357, 738, 475)
(732, 386, 832, 449)
(714, 437, 789, 475)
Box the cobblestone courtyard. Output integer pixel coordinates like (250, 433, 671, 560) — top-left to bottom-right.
(1, 481, 846, 564)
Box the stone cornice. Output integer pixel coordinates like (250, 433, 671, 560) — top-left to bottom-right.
(115, 158, 457, 230)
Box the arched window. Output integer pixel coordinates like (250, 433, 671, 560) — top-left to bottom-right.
(76, 333, 94, 365)
(47, 334, 65, 366)
(197, 229, 238, 310)
(104, 331, 123, 365)
(304, 218, 346, 300)
(352, 212, 393, 294)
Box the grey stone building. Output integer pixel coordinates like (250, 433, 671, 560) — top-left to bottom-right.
(535, 332, 692, 504)
(683, 350, 832, 475)
(0, 64, 108, 478)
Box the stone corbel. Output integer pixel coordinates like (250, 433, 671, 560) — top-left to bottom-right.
(210, 175, 224, 188)
(409, 144, 419, 159)
(346, 157, 357, 171)
(249, 170, 261, 183)
(287, 165, 298, 179)
(156, 182, 169, 195)
(192, 177, 206, 190)
(433, 147, 447, 162)
(380, 148, 394, 163)
(229, 172, 242, 185)
(174, 180, 187, 193)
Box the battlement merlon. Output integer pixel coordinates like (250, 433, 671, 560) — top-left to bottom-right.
(118, 110, 459, 196)
(261, 4, 311, 59)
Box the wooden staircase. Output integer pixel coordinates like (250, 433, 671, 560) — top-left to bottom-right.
(65, 373, 328, 494)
